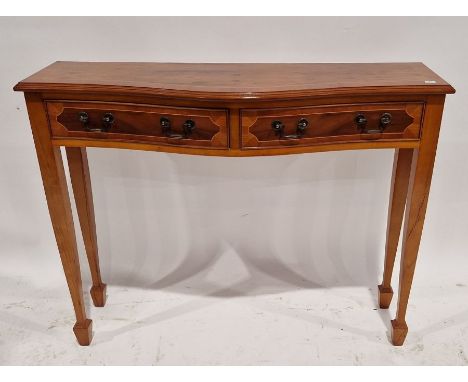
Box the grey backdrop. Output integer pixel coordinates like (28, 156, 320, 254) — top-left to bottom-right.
(1, 17, 466, 297)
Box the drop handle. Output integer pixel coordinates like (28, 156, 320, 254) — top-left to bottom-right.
(183, 119, 196, 135)
(356, 113, 392, 134)
(79, 111, 89, 124)
(380, 113, 392, 128)
(160, 117, 182, 138)
(355, 114, 367, 127)
(160, 117, 196, 139)
(78, 111, 114, 132)
(78, 111, 89, 127)
(272, 120, 284, 134)
(272, 118, 309, 139)
(101, 113, 114, 131)
(367, 112, 392, 133)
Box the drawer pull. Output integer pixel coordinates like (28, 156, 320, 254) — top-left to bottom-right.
(271, 120, 284, 134)
(355, 114, 368, 127)
(78, 111, 92, 130)
(78, 111, 114, 132)
(356, 112, 392, 134)
(78, 111, 89, 125)
(380, 113, 392, 128)
(271, 118, 309, 139)
(160, 117, 196, 139)
(183, 119, 196, 134)
(102, 113, 115, 129)
(102, 113, 115, 130)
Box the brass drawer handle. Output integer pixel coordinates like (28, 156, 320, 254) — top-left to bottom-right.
(78, 111, 89, 125)
(356, 112, 392, 134)
(101, 113, 115, 131)
(160, 117, 196, 139)
(272, 118, 309, 139)
(78, 111, 114, 132)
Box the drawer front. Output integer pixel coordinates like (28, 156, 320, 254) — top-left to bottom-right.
(241, 103, 423, 149)
(47, 101, 229, 148)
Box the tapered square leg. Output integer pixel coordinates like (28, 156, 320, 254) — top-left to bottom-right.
(378, 284, 394, 309)
(391, 95, 446, 346)
(391, 319, 408, 346)
(379, 149, 413, 309)
(73, 319, 93, 346)
(66, 147, 107, 308)
(25, 94, 93, 346)
(90, 283, 107, 307)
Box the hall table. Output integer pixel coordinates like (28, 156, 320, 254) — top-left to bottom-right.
(14, 62, 455, 346)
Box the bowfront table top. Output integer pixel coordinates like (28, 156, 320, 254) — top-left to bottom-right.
(15, 61, 454, 99)
(14, 62, 455, 346)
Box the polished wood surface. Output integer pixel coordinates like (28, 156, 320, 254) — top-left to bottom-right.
(14, 62, 455, 346)
(24, 93, 92, 346)
(36, 92, 441, 158)
(65, 147, 107, 307)
(14, 62, 455, 100)
(379, 148, 414, 309)
(53, 138, 420, 157)
(241, 102, 422, 148)
(391, 95, 446, 345)
(48, 101, 228, 148)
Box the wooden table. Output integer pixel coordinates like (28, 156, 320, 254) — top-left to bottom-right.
(14, 62, 455, 346)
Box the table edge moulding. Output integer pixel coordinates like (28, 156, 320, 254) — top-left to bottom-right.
(13, 61, 456, 346)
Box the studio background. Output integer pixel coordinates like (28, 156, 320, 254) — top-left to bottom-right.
(1, 17, 467, 365)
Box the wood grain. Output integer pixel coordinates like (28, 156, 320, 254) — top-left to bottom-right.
(391, 95, 446, 345)
(48, 101, 228, 149)
(14, 62, 455, 100)
(378, 148, 414, 309)
(66, 147, 107, 307)
(24, 93, 92, 346)
(52, 137, 421, 156)
(241, 102, 422, 148)
(14, 62, 455, 346)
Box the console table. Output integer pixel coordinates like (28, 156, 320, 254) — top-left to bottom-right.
(14, 62, 455, 346)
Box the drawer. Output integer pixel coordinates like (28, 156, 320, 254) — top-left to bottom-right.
(241, 103, 423, 149)
(47, 101, 229, 148)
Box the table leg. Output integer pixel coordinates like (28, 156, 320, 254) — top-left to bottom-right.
(66, 147, 107, 307)
(378, 148, 413, 308)
(25, 94, 92, 346)
(391, 95, 446, 346)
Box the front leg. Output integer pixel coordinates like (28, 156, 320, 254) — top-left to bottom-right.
(25, 93, 93, 345)
(391, 95, 446, 346)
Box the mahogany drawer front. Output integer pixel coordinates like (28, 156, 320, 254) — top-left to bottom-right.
(241, 102, 424, 149)
(46, 101, 229, 148)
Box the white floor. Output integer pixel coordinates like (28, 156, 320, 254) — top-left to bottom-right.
(1, 246, 468, 365)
